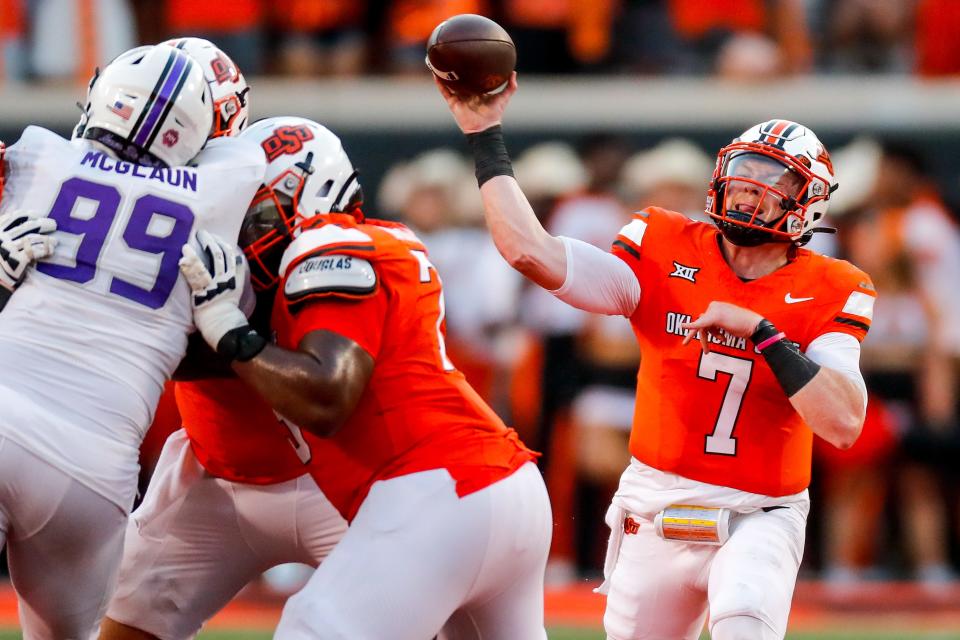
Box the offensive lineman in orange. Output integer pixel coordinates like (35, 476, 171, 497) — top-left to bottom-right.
(177, 116, 551, 639)
(437, 74, 874, 640)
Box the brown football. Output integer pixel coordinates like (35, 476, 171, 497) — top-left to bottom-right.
(426, 14, 516, 96)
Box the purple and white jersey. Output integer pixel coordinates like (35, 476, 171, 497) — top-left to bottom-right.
(0, 126, 265, 510)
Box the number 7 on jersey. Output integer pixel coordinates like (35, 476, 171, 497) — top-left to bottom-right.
(410, 249, 455, 372)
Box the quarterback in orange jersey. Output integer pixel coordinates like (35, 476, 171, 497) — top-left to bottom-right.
(438, 74, 874, 640)
(177, 116, 551, 640)
(98, 41, 346, 640)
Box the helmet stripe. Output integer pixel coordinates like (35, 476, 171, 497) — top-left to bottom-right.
(764, 120, 789, 145)
(126, 49, 176, 144)
(776, 122, 800, 148)
(143, 57, 195, 151)
(133, 51, 189, 147)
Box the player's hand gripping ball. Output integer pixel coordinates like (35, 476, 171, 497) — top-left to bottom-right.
(426, 14, 516, 97)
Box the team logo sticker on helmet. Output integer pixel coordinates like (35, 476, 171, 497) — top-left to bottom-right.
(816, 146, 834, 174)
(162, 129, 179, 147)
(164, 37, 250, 138)
(108, 100, 133, 120)
(261, 126, 316, 162)
(210, 52, 238, 85)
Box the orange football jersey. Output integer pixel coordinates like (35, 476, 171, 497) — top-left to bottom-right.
(611, 208, 875, 497)
(271, 214, 538, 522)
(176, 378, 309, 485)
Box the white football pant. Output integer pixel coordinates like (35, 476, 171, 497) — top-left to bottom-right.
(0, 436, 127, 640)
(106, 430, 346, 640)
(603, 501, 809, 639)
(275, 462, 552, 640)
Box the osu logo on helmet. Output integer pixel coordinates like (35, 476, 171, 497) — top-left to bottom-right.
(261, 125, 315, 162)
(209, 52, 238, 85)
(815, 145, 834, 175)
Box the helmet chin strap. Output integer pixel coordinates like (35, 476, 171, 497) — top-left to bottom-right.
(82, 128, 167, 168)
(715, 209, 789, 247)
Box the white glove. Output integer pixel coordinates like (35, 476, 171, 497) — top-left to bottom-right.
(0, 213, 58, 292)
(179, 230, 254, 356)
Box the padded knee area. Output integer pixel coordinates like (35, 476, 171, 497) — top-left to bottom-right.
(711, 614, 781, 640)
(275, 592, 355, 640)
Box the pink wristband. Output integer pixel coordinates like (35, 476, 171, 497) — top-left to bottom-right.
(756, 332, 786, 352)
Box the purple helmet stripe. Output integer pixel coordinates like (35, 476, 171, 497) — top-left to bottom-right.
(133, 52, 188, 147)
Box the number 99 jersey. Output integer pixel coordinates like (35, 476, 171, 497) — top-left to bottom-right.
(0, 126, 265, 510)
(271, 214, 537, 522)
(612, 208, 875, 497)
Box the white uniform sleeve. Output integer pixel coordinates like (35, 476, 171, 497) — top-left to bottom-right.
(805, 332, 868, 409)
(1, 126, 59, 215)
(192, 137, 266, 242)
(548, 236, 640, 317)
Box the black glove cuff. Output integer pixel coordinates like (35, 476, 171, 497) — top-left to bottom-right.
(466, 125, 514, 187)
(216, 325, 268, 362)
(750, 319, 780, 346)
(750, 319, 821, 397)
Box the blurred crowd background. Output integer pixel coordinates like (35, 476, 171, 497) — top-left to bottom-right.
(5, 0, 960, 81)
(3, 0, 960, 595)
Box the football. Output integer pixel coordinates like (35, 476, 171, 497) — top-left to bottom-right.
(426, 14, 516, 96)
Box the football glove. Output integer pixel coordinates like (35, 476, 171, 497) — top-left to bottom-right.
(0, 212, 58, 292)
(179, 230, 265, 361)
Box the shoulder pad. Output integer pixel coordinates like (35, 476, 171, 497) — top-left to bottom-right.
(284, 254, 377, 300)
(641, 206, 693, 227)
(279, 225, 376, 278)
(375, 223, 421, 245)
(191, 136, 266, 171)
(20, 125, 63, 145)
(619, 215, 649, 246)
(828, 258, 876, 314)
(813, 254, 874, 294)
(8, 126, 64, 159)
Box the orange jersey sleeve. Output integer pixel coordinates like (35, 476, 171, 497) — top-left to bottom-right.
(284, 284, 388, 359)
(611, 207, 693, 295)
(805, 259, 876, 342)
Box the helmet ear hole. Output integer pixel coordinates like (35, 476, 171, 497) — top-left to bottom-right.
(316, 179, 334, 199)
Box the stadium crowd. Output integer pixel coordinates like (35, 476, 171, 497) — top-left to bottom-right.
(4, 0, 960, 83)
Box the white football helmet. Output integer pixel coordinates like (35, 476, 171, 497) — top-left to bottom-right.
(238, 116, 363, 290)
(163, 37, 250, 138)
(706, 119, 837, 246)
(76, 43, 213, 167)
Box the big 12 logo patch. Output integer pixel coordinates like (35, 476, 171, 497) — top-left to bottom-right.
(261, 126, 315, 162)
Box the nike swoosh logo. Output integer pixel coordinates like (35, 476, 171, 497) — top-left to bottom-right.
(784, 293, 814, 304)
